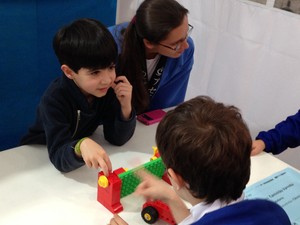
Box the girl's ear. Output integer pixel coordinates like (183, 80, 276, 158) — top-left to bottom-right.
(143, 38, 155, 50)
(167, 168, 186, 191)
(61, 64, 74, 80)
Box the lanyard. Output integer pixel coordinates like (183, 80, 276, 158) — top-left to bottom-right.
(142, 56, 167, 98)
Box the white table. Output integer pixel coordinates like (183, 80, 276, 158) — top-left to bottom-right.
(0, 121, 293, 225)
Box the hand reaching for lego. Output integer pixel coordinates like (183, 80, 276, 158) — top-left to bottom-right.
(134, 169, 175, 202)
(79, 137, 112, 176)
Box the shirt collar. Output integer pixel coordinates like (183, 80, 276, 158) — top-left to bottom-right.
(178, 193, 245, 225)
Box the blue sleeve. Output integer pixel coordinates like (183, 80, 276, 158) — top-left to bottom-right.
(40, 95, 86, 172)
(108, 22, 129, 54)
(149, 37, 195, 110)
(102, 106, 136, 146)
(256, 110, 300, 154)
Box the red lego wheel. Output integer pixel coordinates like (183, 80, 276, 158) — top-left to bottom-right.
(141, 206, 159, 224)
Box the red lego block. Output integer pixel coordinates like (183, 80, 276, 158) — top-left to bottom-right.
(97, 168, 126, 213)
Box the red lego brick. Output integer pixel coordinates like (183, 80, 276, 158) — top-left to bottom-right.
(97, 169, 124, 213)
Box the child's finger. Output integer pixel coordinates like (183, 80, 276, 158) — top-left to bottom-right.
(103, 154, 112, 173)
(115, 75, 129, 84)
(98, 157, 110, 177)
(135, 169, 156, 181)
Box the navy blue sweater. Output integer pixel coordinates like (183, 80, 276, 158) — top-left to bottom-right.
(256, 110, 300, 154)
(193, 199, 291, 225)
(20, 75, 136, 172)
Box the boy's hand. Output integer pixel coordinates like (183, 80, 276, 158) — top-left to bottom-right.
(108, 214, 128, 225)
(135, 170, 176, 202)
(79, 138, 112, 176)
(251, 140, 266, 156)
(112, 76, 132, 120)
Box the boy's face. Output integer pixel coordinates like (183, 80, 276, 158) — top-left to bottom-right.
(64, 64, 116, 98)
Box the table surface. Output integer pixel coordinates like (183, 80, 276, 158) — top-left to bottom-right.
(0, 121, 293, 225)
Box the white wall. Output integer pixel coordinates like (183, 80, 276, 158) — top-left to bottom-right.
(116, 0, 300, 169)
(116, 0, 142, 23)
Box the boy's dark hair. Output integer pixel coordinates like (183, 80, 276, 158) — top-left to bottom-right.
(117, 0, 189, 114)
(53, 18, 117, 73)
(156, 96, 252, 204)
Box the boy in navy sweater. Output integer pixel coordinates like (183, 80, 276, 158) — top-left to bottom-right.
(21, 18, 136, 175)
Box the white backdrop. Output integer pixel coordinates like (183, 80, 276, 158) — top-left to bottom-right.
(116, 0, 300, 169)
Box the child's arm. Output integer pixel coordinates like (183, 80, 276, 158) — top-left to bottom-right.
(135, 170, 190, 224)
(255, 110, 300, 155)
(251, 139, 266, 156)
(112, 76, 132, 120)
(74, 137, 112, 176)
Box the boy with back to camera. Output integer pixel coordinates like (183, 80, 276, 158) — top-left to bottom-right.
(20, 18, 136, 176)
(109, 96, 290, 225)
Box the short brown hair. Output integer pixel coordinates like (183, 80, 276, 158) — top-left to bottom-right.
(156, 96, 252, 203)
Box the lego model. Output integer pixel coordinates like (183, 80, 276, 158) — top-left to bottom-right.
(97, 147, 176, 224)
(97, 147, 165, 213)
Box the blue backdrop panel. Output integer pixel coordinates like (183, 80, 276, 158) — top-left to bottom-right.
(0, 0, 117, 150)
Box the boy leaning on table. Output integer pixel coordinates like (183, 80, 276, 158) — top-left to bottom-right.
(108, 96, 291, 225)
(20, 18, 136, 176)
